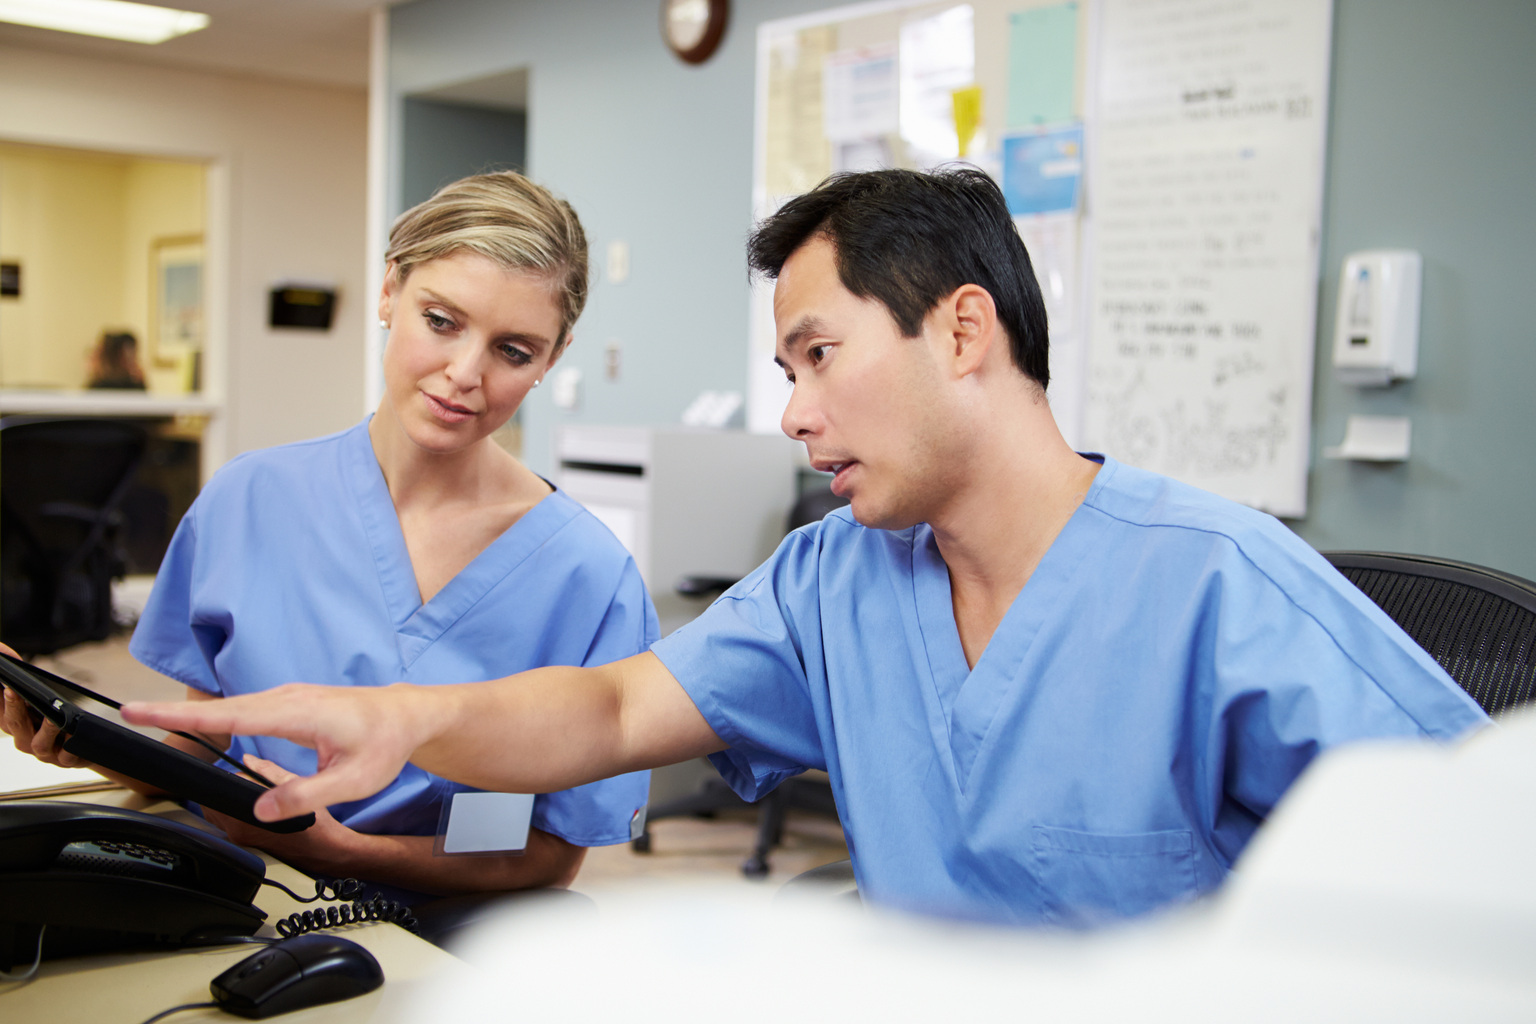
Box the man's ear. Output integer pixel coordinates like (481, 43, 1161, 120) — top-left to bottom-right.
(947, 284, 999, 378)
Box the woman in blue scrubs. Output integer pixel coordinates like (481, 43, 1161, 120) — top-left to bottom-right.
(3, 172, 655, 898)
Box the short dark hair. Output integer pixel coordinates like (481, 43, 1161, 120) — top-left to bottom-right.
(746, 168, 1049, 389)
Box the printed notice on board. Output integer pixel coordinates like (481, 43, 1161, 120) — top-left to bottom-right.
(1001, 124, 1083, 216)
(1007, 2, 1079, 129)
(824, 42, 899, 173)
(1083, 0, 1333, 516)
(765, 25, 838, 197)
(823, 43, 899, 143)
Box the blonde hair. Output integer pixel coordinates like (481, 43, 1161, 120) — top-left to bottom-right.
(384, 171, 589, 348)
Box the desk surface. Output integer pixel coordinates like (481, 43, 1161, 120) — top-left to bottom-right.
(0, 389, 219, 418)
(1, 789, 458, 1023)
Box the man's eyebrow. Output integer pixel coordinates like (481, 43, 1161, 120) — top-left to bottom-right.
(779, 315, 831, 359)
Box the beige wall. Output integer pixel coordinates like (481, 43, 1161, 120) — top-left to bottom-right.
(124, 159, 206, 393)
(0, 145, 128, 387)
(0, 44, 368, 463)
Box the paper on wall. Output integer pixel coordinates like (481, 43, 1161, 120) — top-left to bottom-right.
(1001, 123, 1084, 216)
(823, 42, 899, 144)
(1007, 2, 1079, 128)
(1015, 211, 1080, 339)
(765, 25, 837, 197)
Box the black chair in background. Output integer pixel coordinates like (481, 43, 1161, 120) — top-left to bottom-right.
(0, 417, 148, 658)
(1324, 551, 1536, 716)
(635, 486, 851, 878)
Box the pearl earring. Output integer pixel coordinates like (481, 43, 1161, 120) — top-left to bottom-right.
(533, 379, 543, 387)
(378, 319, 389, 329)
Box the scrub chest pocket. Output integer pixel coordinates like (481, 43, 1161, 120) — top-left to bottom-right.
(1030, 825, 1198, 926)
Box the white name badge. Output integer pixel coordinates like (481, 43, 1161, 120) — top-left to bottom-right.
(435, 791, 534, 856)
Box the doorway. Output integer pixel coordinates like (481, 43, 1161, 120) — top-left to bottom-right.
(0, 140, 207, 395)
(400, 67, 528, 209)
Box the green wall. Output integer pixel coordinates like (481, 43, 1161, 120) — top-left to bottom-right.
(400, 97, 527, 210)
(1293, 0, 1536, 579)
(388, 0, 1536, 580)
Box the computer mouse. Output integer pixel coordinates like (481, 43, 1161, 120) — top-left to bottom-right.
(210, 933, 384, 1019)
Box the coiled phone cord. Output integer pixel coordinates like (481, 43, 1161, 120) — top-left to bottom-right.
(261, 875, 419, 936)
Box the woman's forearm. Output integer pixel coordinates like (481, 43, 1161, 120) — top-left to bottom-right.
(272, 826, 586, 897)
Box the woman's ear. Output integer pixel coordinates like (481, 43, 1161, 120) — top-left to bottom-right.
(377, 261, 400, 327)
(544, 332, 571, 375)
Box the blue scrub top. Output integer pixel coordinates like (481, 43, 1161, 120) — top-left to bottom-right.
(652, 455, 1487, 925)
(132, 419, 655, 847)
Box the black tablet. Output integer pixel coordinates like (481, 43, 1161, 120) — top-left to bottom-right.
(0, 653, 314, 834)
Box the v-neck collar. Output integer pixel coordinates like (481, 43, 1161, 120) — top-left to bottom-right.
(909, 457, 1114, 793)
(341, 421, 577, 670)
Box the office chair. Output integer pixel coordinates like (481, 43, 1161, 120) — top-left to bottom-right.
(1323, 551, 1536, 716)
(0, 417, 148, 658)
(635, 486, 851, 878)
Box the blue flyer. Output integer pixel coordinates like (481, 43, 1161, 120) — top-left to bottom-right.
(1001, 124, 1084, 216)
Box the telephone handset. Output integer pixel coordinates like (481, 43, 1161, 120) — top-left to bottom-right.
(0, 800, 267, 970)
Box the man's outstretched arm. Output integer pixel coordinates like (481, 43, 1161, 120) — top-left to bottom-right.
(122, 651, 723, 823)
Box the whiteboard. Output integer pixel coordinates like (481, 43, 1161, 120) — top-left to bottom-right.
(1083, 0, 1333, 516)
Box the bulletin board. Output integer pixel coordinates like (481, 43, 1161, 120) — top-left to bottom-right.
(749, 0, 1094, 443)
(750, 0, 1334, 517)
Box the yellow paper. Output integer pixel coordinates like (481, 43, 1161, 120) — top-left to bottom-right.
(952, 85, 983, 158)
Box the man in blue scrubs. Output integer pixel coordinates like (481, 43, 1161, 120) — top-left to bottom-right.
(126, 169, 1488, 926)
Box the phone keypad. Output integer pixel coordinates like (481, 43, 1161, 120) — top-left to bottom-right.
(57, 839, 184, 878)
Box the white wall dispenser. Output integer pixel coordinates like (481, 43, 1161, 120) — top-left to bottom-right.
(1332, 249, 1422, 386)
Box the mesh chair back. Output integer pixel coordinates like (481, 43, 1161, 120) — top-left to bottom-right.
(2, 418, 146, 529)
(0, 417, 148, 655)
(1324, 551, 1536, 716)
(787, 488, 849, 532)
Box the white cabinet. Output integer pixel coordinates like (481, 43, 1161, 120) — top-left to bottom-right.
(554, 426, 801, 631)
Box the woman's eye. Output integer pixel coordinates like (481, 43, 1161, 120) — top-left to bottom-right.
(501, 345, 533, 366)
(424, 311, 454, 331)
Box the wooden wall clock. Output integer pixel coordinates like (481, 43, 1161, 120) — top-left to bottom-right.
(662, 0, 729, 65)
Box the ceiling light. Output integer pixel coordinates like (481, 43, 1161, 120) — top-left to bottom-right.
(0, 0, 209, 45)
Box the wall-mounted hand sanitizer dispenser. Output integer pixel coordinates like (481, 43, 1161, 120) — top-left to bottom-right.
(1332, 250, 1422, 386)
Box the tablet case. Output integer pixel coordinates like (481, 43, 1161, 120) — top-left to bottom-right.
(0, 654, 314, 834)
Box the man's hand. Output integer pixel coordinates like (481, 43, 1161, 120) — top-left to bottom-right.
(124, 682, 445, 823)
(203, 756, 367, 878)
